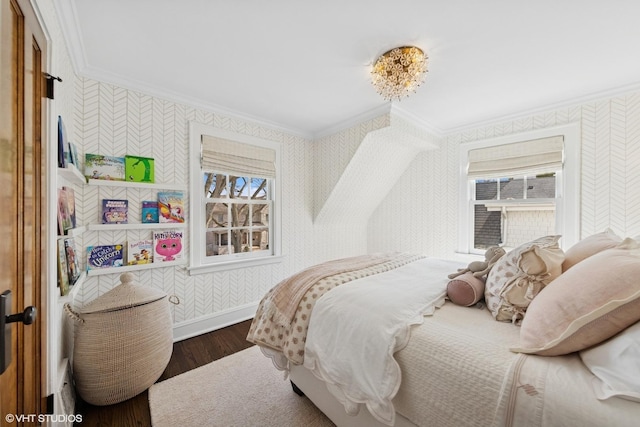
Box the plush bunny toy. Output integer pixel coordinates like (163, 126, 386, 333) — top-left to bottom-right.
(448, 246, 506, 280)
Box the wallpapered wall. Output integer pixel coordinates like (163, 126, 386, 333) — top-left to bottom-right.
(368, 92, 640, 255)
(73, 78, 322, 327)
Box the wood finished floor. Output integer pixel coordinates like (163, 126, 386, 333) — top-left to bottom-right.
(74, 319, 254, 427)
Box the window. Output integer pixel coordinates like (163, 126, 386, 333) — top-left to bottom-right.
(457, 123, 581, 254)
(189, 122, 282, 273)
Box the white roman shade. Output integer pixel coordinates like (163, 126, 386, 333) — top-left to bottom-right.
(467, 135, 564, 179)
(202, 135, 276, 179)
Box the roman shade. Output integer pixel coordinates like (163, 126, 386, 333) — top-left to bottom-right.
(467, 135, 564, 179)
(202, 135, 276, 179)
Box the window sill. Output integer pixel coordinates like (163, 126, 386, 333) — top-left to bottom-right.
(188, 254, 284, 275)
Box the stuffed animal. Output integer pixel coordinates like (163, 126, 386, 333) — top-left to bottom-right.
(447, 246, 506, 280)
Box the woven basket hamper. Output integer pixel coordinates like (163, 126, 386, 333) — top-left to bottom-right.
(64, 272, 173, 406)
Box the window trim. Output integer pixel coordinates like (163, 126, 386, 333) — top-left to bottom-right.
(188, 121, 282, 274)
(457, 122, 581, 253)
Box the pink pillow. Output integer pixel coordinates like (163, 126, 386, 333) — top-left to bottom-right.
(512, 238, 640, 356)
(562, 228, 622, 272)
(447, 273, 485, 307)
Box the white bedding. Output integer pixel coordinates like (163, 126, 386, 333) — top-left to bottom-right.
(302, 258, 461, 426)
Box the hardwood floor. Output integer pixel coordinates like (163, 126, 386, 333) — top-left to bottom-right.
(74, 319, 254, 427)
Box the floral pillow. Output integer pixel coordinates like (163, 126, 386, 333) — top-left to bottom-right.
(485, 235, 564, 323)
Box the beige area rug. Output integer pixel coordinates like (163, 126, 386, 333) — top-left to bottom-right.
(149, 345, 335, 427)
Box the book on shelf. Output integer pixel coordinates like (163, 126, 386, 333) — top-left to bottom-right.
(141, 200, 159, 223)
(86, 244, 125, 270)
(62, 186, 77, 229)
(66, 142, 80, 167)
(64, 238, 81, 286)
(125, 155, 155, 183)
(127, 240, 153, 265)
(158, 191, 185, 223)
(57, 116, 67, 168)
(57, 239, 70, 296)
(57, 188, 73, 235)
(153, 230, 184, 262)
(101, 199, 128, 224)
(84, 154, 125, 181)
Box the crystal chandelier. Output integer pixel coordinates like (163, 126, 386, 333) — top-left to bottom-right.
(371, 46, 428, 101)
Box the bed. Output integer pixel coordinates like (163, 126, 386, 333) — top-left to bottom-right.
(247, 234, 640, 427)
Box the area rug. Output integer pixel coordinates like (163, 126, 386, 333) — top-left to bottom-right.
(149, 345, 335, 427)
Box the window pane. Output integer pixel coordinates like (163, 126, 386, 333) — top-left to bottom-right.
(474, 205, 502, 250)
(525, 173, 556, 199)
(252, 227, 269, 250)
(204, 173, 228, 198)
(251, 178, 267, 200)
(205, 202, 228, 228)
(475, 179, 498, 200)
(206, 230, 229, 256)
(252, 203, 269, 226)
(230, 203, 250, 226)
(500, 177, 524, 199)
(230, 176, 249, 198)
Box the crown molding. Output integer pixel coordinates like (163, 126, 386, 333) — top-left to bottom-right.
(389, 104, 444, 138)
(312, 103, 392, 140)
(53, 0, 87, 74)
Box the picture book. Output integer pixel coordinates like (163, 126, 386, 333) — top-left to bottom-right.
(64, 238, 81, 286)
(102, 199, 128, 224)
(57, 239, 70, 296)
(153, 230, 184, 262)
(125, 155, 155, 183)
(127, 240, 153, 265)
(57, 188, 73, 235)
(84, 154, 125, 181)
(141, 200, 159, 223)
(58, 116, 67, 168)
(62, 186, 77, 229)
(158, 191, 185, 223)
(86, 244, 125, 270)
(68, 142, 80, 167)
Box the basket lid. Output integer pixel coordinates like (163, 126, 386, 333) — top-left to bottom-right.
(80, 272, 167, 314)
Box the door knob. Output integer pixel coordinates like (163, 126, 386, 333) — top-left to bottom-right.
(6, 306, 37, 325)
(1, 290, 37, 375)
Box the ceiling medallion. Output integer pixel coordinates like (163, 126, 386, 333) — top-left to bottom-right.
(371, 46, 428, 101)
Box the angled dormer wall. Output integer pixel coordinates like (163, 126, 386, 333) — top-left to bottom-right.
(312, 108, 441, 261)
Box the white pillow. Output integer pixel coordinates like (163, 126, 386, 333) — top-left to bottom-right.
(579, 321, 640, 402)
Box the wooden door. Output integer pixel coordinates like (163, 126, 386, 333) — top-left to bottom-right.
(0, 0, 48, 424)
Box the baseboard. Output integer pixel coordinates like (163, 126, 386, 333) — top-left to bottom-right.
(172, 302, 258, 342)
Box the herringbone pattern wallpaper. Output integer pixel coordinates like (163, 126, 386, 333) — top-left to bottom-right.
(368, 92, 640, 256)
(73, 78, 317, 325)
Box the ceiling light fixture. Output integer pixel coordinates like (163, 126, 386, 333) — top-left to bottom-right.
(371, 46, 428, 101)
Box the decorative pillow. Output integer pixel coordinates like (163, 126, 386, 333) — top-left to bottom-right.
(485, 235, 564, 323)
(580, 320, 640, 402)
(511, 238, 640, 356)
(447, 272, 485, 307)
(562, 228, 622, 272)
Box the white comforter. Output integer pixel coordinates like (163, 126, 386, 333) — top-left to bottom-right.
(302, 257, 461, 426)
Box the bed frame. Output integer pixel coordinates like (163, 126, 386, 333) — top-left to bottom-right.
(290, 363, 417, 427)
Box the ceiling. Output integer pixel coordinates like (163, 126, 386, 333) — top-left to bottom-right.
(55, 0, 640, 138)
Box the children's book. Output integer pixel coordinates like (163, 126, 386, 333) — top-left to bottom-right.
(141, 201, 159, 223)
(58, 116, 67, 168)
(62, 186, 77, 229)
(125, 155, 155, 183)
(127, 240, 153, 265)
(153, 230, 184, 262)
(57, 239, 70, 295)
(85, 154, 125, 181)
(64, 238, 81, 286)
(57, 188, 72, 235)
(102, 199, 128, 224)
(158, 192, 185, 223)
(86, 244, 125, 270)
